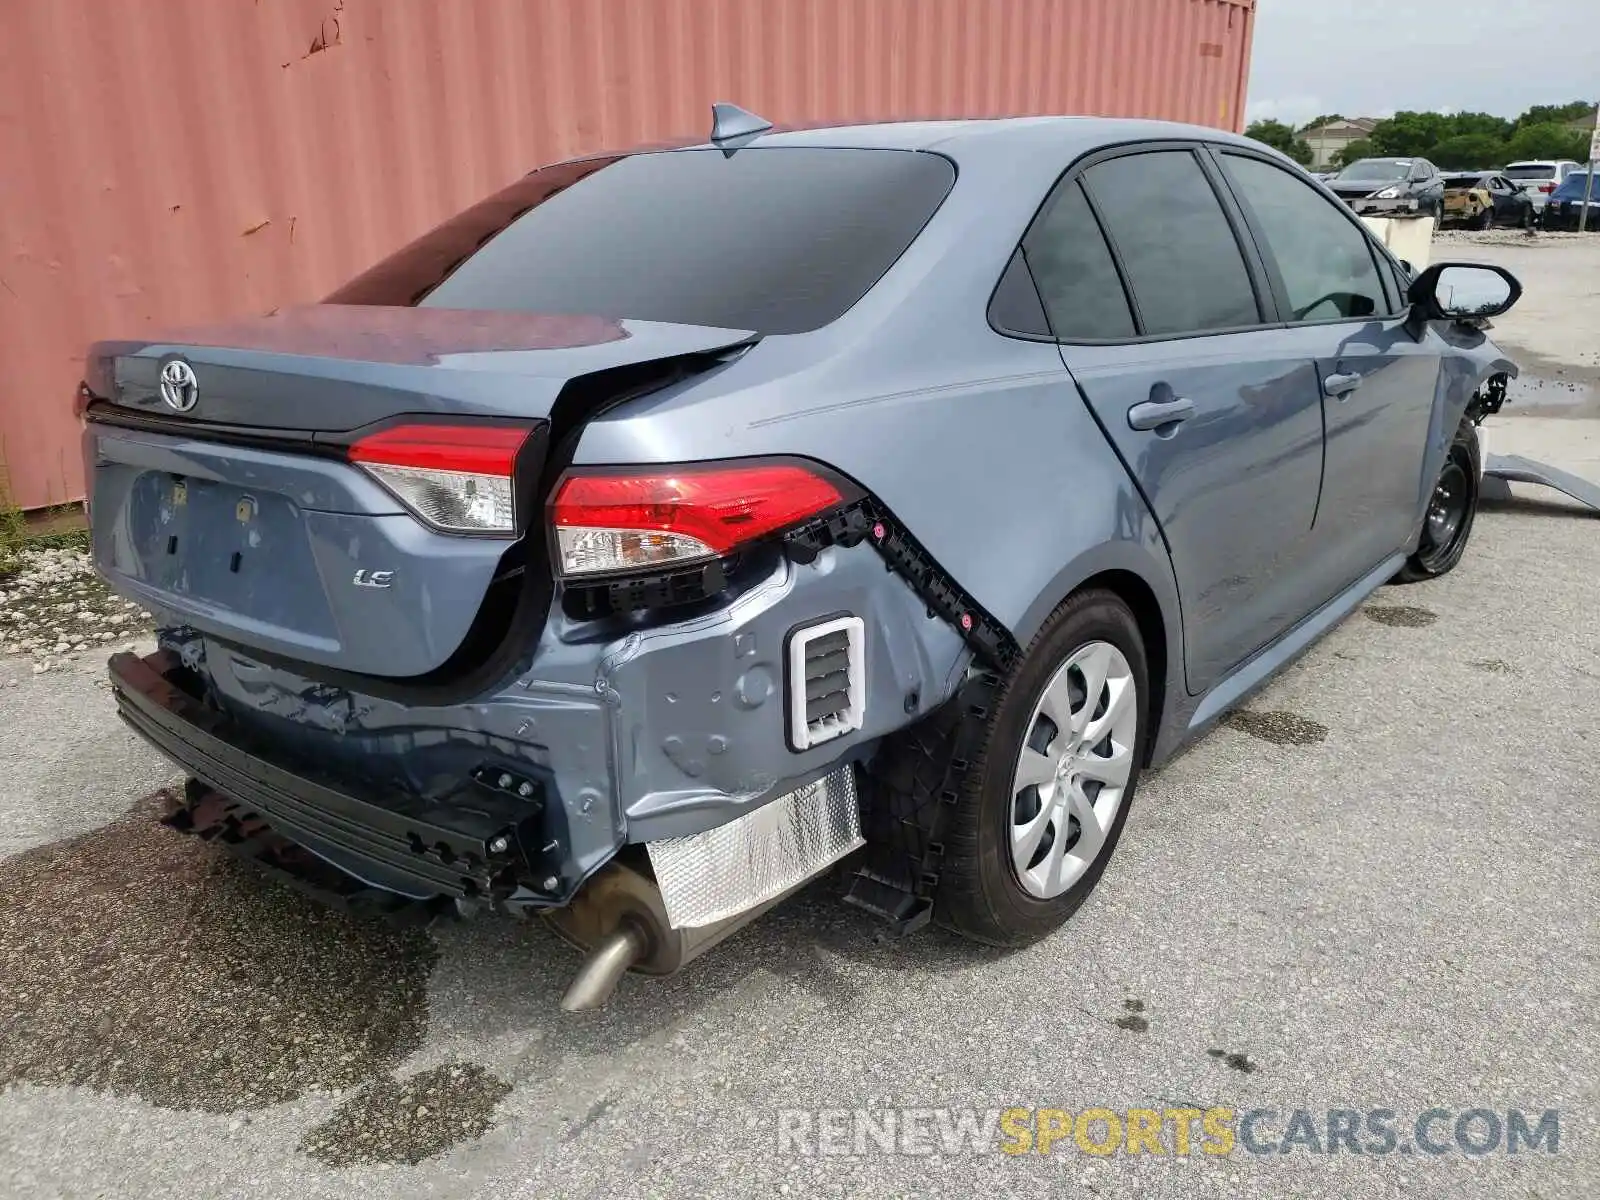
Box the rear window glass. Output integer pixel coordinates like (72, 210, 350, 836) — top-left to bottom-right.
(1022, 181, 1136, 339)
(419, 148, 956, 335)
(1443, 175, 1484, 188)
(1504, 164, 1556, 179)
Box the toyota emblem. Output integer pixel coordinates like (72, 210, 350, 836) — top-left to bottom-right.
(159, 359, 199, 412)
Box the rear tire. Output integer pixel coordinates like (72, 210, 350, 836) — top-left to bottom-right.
(1393, 416, 1480, 583)
(913, 590, 1151, 947)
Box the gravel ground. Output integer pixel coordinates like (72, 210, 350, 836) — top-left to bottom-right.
(0, 547, 152, 674)
(0, 241, 1596, 1198)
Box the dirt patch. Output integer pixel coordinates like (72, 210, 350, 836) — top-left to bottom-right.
(1207, 1048, 1258, 1074)
(299, 1062, 512, 1167)
(1114, 996, 1149, 1032)
(1468, 658, 1516, 675)
(1222, 710, 1328, 746)
(0, 792, 437, 1112)
(1363, 604, 1438, 629)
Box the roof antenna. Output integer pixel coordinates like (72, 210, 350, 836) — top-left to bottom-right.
(708, 102, 772, 157)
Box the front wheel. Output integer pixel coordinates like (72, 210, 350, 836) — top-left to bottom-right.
(926, 590, 1149, 946)
(1393, 416, 1481, 582)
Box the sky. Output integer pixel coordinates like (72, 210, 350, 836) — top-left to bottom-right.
(1245, 0, 1597, 128)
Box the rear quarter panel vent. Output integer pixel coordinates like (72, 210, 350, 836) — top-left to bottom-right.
(786, 615, 865, 752)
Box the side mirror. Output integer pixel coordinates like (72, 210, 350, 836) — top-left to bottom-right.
(1408, 262, 1522, 324)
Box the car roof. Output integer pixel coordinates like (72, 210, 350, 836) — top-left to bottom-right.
(671, 114, 1269, 160)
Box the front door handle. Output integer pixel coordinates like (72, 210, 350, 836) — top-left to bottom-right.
(1127, 397, 1196, 431)
(1324, 372, 1363, 397)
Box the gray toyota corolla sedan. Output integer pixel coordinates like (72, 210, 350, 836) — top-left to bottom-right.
(81, 109, 1521, 1008)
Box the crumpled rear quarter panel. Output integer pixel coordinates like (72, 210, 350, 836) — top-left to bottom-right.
(191, 540, 968, 890)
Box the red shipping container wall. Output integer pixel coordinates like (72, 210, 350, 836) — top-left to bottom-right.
(0, 0, 1255, 509)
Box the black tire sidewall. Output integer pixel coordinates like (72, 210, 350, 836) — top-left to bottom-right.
(1403, 417, 1481, 579)
(943, 591, 1150, 945)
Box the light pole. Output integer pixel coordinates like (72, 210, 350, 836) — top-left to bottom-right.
(1581, 106, 1600, 234)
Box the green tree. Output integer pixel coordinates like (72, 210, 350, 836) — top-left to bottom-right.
(1429, 133, 1509, 169)
(1244, 119, 1314, 166)
(1332, 138, 1375, 169)
(1298, 113, 1347, 133)
(1368, 111, 1450, 157)
(1514, 101, 1596, 131)
(1443, 111, 1513, 142)
(1505, 122, 1590, 162)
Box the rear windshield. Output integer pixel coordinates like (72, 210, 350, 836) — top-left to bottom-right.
(419, 148, 957, 335)
(1443, 175, 1484, 188)
(1554, 172, 1595, 197)
(1504, 164, 1556, 180)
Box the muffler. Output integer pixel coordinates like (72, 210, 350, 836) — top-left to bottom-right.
(547, 766, 863, 1010)
(545, 856, 796, 1010)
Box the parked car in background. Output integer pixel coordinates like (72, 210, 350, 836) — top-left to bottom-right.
(1326, 157, 1445, 218)
(1441, 171, 1537, 229)
(1542, 168, 1599, 229)
(81, 114, 1523, 1007)
(1503, 160, 1584, 216)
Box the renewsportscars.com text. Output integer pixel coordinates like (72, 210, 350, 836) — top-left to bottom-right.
(775, 1106, 1561, 1158)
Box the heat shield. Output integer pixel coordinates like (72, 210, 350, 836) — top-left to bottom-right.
(646, 767, 864, 928)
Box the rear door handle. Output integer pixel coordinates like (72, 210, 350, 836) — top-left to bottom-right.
(1127, 397, 1195, 431)
(1324, 372, 1363, 397)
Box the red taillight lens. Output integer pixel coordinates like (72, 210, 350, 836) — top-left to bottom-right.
(348, 422, 530, 534)
(1540, 183, 1556, 193)
(550, 462, 848, 577)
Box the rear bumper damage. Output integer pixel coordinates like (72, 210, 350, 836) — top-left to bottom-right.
(114, 646, 870, 1008)
(110, 528, 975, 1003)
(113, 650, 558, 905)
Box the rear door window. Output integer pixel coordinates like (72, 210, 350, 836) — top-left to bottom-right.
(1219, 153, 1388, 322)
(420, 148, 956, 335)
(1079, 151, 1262, 336)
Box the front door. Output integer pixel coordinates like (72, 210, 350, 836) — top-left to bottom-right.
(1210, 147, 1444, 601)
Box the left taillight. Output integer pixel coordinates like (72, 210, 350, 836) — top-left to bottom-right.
(348, 422, 532, 535)
(550, 460, 852, 578)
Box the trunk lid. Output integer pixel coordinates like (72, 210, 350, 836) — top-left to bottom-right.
(89, 304, 753, 431)
(85, 305, 755, 682)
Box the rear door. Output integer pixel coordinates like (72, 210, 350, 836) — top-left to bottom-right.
(1031, 146, 1327, 693)
(1210, 147, 1443, 600)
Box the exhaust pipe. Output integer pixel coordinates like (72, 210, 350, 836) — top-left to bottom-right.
(559, 921, 648, 1012)
(543, 859, 807, 1011)
(546, 767, 865, 1009)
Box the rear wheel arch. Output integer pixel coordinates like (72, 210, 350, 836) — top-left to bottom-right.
(1012, 553, 1179, 767)
(1071, 570, 1168, 766)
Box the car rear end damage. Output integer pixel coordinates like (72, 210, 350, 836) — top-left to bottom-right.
(97, 476, 971, 999)
(85, 313, 984, 1006)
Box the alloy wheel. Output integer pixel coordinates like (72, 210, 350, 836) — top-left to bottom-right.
(1008, 641, 1138, 899)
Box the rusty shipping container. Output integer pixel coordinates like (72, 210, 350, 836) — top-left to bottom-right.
(0, 0, 1256, 510)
